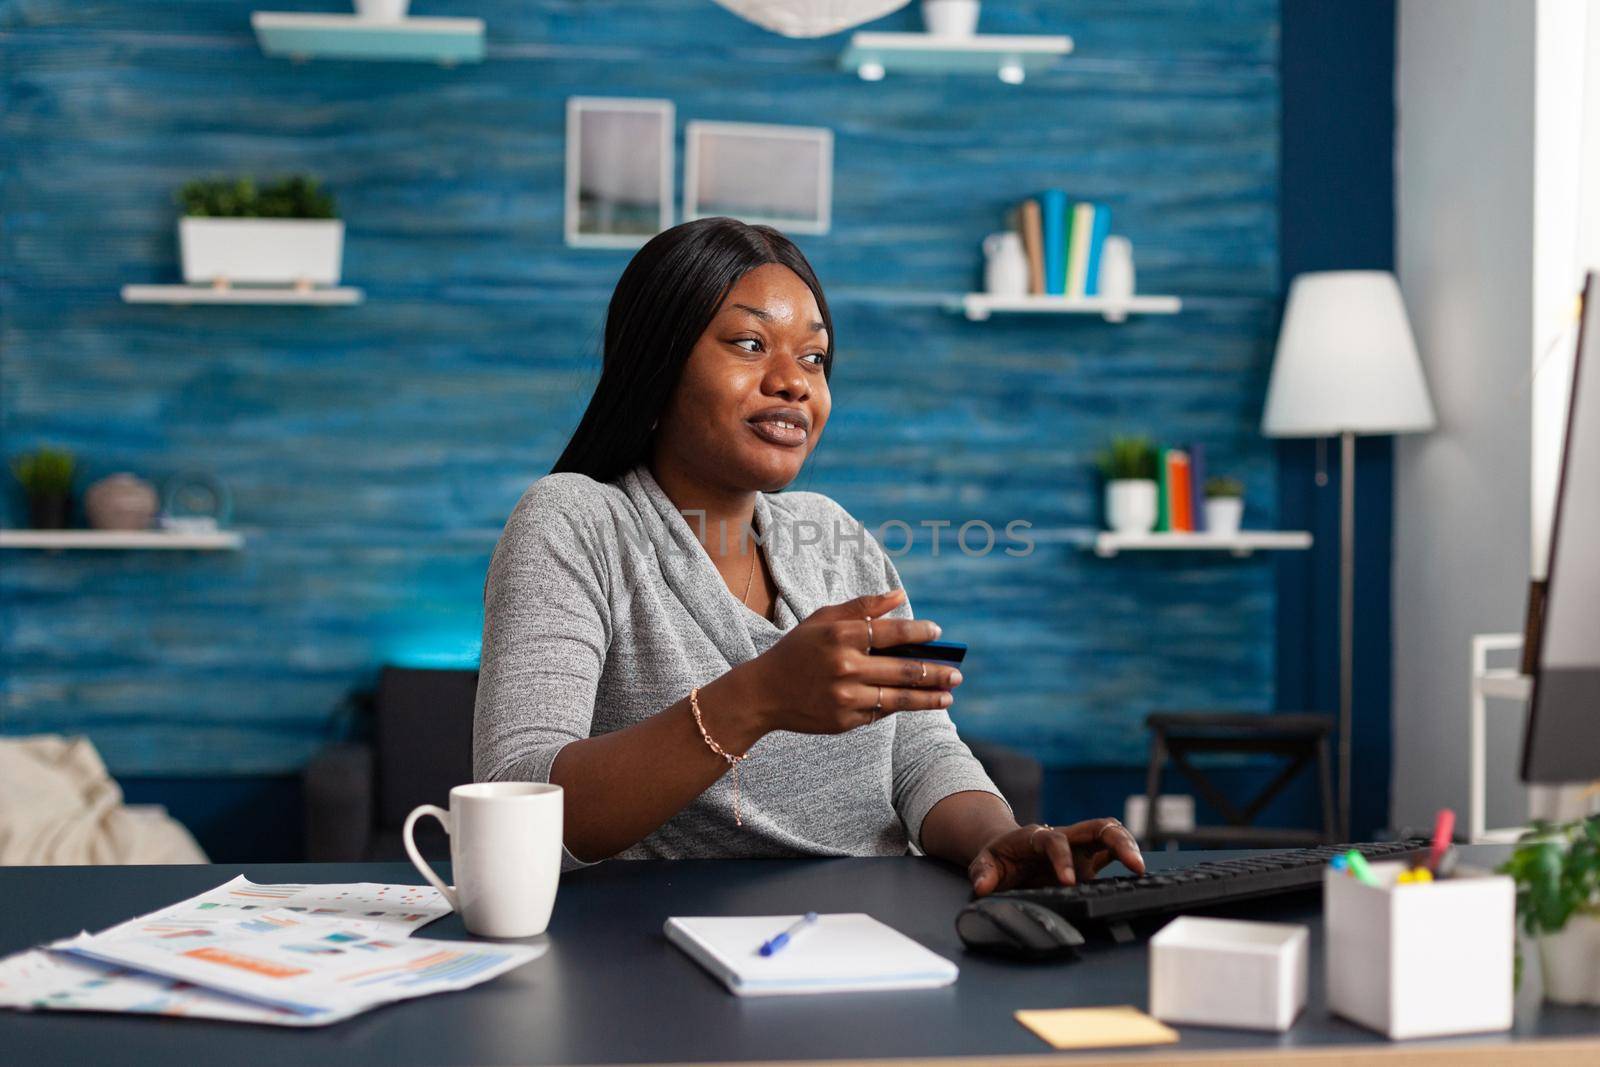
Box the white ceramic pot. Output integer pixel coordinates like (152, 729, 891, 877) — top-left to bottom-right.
(1106, 479, 1158, 535)
(1205, 497, 1243, 536)
(85, 473, 159, 531)
(983, 231, 1028, 297)
(179, 218, 345, 287)
(355, 0, 410, 19)
(1539, 912, 1600, 1005)
(922, 0, 979, 37)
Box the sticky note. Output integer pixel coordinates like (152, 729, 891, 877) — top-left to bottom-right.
(1014, 1005, 1179, 1050)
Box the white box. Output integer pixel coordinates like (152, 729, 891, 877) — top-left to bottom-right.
(1149, 916, 1308, 1032)
(179, 218, 345, 286)
(1325, 862, 1514, 1039)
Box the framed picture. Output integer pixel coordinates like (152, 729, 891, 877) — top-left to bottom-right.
(565, 97, 674, 248)
(684, 121, 833, 235)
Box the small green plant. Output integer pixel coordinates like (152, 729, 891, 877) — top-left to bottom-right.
(1096, 435, 1159, 482)
(1205, 476, 1244, 499)
(10, 447, 76, 495)
(176, 175, 337, 219)
(1499, 817, 1600, 987)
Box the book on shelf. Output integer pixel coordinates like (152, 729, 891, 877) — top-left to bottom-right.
(1083, 204, 1111, 297)
(1167, 449, 1193, 532)
(1065, 202, 1094, 297)
(1009, 192, 1114, 300)
(1039, 190, 1068, 296)
(1019, 198, 1045, 295)
(1187, 442, 1209, 532)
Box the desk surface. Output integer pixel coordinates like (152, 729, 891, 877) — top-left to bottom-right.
(3, 847, 1598, 1066)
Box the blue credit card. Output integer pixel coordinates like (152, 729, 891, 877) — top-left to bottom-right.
(867, 639, 967, 664)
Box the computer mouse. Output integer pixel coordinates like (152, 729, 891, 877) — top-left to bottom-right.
(955, 897, 1086, 961)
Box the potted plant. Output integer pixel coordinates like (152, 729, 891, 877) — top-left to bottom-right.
(176, 176, 343, 290)
(11, 447, 77, 529)
(1097, 435, 1159, 534)
(1204, 476, 1245, 536)
(1500, 817, 1600, 1005)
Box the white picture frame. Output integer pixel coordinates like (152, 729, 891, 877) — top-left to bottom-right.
(565, 97, 674, 248)
(683, 121, 833, 235)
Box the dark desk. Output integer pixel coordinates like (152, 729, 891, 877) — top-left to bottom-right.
(3, 847, 1598, 1066)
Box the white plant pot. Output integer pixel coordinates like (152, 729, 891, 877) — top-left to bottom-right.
(179, 218, 345, 287)
(922, 0, 979, 37)
(355, 0, 410, 19)
(1539, 913, 1600, 1005)
(1205, 497, 1243, 537)
(1106, 479, 1158, 535)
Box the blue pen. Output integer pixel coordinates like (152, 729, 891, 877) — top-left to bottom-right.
(759, 912, 818, 957)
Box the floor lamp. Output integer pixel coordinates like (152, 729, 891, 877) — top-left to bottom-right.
(1261, 271, 1436, 841)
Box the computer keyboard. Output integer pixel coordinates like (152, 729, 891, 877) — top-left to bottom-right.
(989, 839, 1432, 929)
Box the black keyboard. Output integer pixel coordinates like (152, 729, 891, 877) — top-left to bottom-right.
(991, 839, 1432, 928)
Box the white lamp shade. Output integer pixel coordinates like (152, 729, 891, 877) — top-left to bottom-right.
(709, 0, 910, 37)
(1261, 270, 1437, 437)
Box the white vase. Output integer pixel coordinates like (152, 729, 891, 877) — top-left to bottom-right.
(1205, 497, 1243, 536)
(355, 0, 410, 20)
(922, 0, 979, 37)
(983, 231, 1028, 297)
(1106, 479, 1158, 534)
(1539, 913, 1600, 1005)
(179, 218, 345, 287)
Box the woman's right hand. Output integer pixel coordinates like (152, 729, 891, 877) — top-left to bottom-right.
(739, 589, 963, 736)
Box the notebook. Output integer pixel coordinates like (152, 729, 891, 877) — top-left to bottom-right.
(664, 914, 958, 997)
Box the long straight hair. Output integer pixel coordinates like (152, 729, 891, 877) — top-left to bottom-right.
(551, 217, 835, 483)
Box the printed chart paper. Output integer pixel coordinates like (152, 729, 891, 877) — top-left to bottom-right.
(0, 949, 349, 1026)
(0, 876, 537, 1026)
(56, 908, 545, 1018)
(102, 875, 452, 938)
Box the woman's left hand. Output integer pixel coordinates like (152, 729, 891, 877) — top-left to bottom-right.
(967, 818, 1146, 896)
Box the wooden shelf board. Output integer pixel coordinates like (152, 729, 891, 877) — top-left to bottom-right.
(1, 529, 244, 550)
(121, 284, 364, 305)
(1091, 531, 1313, 558)
(841, 31, 1072, 78)
(948, 293, 1183, 321)
(251, 12, 485, 64)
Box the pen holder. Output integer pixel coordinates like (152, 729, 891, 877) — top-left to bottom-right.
(1325, 862, 1514, 1039)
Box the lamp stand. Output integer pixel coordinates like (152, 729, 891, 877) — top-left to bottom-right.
(1337, 429, 1356, 842)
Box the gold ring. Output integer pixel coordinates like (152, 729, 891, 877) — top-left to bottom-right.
(1030, 823, 1053, 844)
(875, 685, 883, 712)
(919, 661, 928, 683)
(864, 618, 874, 652)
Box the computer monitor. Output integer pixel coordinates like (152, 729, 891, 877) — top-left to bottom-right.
(1521, 271, 1600, 783)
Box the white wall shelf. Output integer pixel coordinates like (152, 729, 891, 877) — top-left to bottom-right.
(839, 32, 1072, 82)
(121, 284, 364, 306)
(0, 529, 244, 551)
(251, 12, 485, 65)
(946, 293, 1183, 323)
(1087, 531, 1313, 558)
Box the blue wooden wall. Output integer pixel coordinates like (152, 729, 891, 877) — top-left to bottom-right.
(1, 0, 1280, 778)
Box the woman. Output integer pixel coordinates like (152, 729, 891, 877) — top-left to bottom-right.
(473, 217, 1143, 895)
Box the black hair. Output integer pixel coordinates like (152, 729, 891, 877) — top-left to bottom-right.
(551, 216, 834, 483)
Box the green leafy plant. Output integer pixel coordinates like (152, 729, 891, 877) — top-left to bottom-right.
(1499, 817, 1600, 987)
(10, 447, 76, 496)
(176, 176, 338, 219)
(1205, 476, 1244, 499)
(1096, 435, 1159, 482)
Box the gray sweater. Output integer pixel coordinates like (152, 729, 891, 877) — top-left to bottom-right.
(472, 463, 1006, 870)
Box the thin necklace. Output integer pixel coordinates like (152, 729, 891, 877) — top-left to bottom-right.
(739, 546, 757, 605)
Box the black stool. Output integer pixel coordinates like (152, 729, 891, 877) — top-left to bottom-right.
(1142, 712, 1336, 849)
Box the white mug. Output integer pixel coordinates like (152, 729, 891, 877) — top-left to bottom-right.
(403, 782, 563, 938)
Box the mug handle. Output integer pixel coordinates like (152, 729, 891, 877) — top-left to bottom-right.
(402, 804, 460, 912)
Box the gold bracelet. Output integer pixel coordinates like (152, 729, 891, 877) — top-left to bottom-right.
(689, 686, 748, 827)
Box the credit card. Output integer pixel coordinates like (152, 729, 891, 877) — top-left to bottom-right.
(868, 640, 967, 664)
